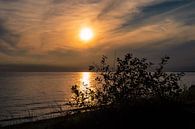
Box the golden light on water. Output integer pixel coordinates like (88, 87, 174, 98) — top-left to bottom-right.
(80, 72, 91, 88)
(79, 27, 94, 42)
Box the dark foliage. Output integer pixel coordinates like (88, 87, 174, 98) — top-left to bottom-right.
(70, 53, 185, 108)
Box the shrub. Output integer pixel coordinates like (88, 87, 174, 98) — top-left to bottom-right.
(70, 53, 184, 108)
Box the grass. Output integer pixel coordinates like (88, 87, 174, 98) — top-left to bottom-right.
(1, 102, 195, 129)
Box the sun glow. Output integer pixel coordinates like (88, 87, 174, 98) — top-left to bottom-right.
(79, 27, 94, 42)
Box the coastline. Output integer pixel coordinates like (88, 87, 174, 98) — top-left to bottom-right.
(1, 102, 195, 129)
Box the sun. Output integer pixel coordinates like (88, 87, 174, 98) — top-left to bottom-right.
(79, 27, 94, 42)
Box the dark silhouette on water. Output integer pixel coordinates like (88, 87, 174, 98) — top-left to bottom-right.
(69, 53, 194, 129)
(71, 53, 185, 107)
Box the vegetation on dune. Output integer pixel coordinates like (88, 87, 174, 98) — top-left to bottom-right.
(70, 53, 185, 108)
(66, 53, 195, 129)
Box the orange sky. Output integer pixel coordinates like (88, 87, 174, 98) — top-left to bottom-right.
(0, 0, 195, 71)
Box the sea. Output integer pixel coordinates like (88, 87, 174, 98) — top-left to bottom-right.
(0, 72, 194, 126)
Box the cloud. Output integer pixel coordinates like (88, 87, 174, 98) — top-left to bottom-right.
(97, 0, 122, 18)
(136, 40, 195, 71)
(117, 0, 194, 31)
(0, 19, 18, 47)
(0, 18, 22, 57)
(0, 0, 194, 71)
(0, 0, 20, 3)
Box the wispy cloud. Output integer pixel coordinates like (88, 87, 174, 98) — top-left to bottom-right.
(0, 0, 194, 70)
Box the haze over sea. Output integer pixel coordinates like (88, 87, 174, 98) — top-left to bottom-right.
(0, 72, 194, 125)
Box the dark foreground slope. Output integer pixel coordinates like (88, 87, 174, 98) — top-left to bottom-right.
(1, 103, 195, 129)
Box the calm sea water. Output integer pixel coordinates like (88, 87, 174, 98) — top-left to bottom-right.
(0, 72, 194, 125)
(0, 72, 96, 125)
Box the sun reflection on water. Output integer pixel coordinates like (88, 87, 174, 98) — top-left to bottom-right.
(80, 72, 91, 88)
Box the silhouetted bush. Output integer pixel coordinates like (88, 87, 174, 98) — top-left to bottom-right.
(70, 53, 184, 108)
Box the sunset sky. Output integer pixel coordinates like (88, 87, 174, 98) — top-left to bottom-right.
(0, 0, 195, 71)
